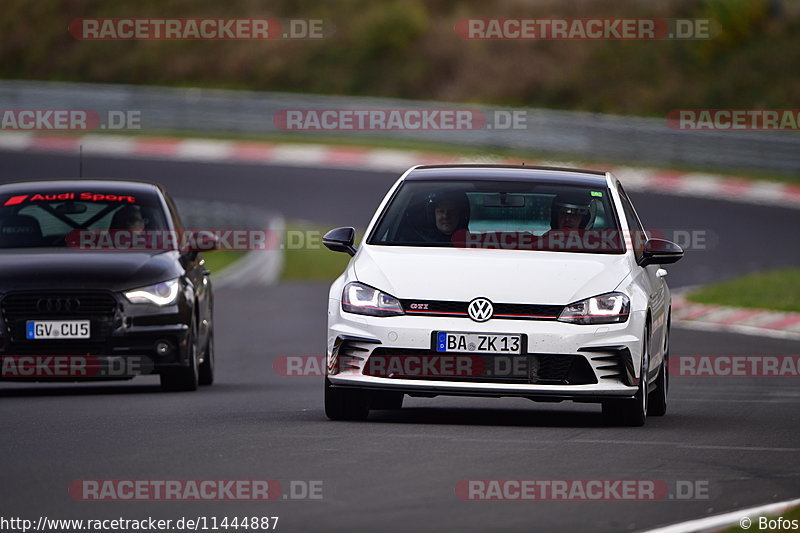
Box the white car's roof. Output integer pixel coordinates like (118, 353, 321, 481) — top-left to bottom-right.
(404, 164, 610, 187)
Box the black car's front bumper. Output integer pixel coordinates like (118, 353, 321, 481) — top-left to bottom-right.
(0, 290, 193, 381)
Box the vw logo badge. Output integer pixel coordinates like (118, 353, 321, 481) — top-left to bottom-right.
(467, 297, 493, 322)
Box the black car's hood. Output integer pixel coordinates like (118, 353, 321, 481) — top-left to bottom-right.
(0, 249, 183, 291)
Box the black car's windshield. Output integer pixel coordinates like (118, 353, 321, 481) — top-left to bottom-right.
(0, 190, 169, 249)
(368, 180, 625, 253)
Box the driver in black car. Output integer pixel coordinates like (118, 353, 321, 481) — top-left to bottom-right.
(107, 205, 153, 251)
(111, 205, 148, 231)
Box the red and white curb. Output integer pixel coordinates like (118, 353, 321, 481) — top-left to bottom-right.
(1, 131, 799, 209)
(673, 293, 800, 340)
(641, 496, 800, 533)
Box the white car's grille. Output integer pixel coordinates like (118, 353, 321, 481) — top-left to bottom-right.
(399, 299, 563, 320)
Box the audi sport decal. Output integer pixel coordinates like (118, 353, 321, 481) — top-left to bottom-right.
(3, 192, 137, 206)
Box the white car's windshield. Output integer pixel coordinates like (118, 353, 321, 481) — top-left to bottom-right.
(368, 180, 625, 253)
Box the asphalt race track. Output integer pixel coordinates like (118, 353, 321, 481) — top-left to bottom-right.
(0, 150, 798, 532)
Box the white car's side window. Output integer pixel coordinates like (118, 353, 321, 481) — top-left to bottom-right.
(617, 188, 646, 262)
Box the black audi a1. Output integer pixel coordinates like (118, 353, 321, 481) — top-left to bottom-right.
(0, 180, 214, 391)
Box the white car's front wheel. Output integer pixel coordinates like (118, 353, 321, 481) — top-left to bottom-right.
(602, 323, 650, 427)
(649, 318, 670, 417)
(325, 378, 370, 421)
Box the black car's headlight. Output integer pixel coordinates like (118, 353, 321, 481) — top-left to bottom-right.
(558, 292, 630, 325)
(341, 282, 404, 317)
(124, 278, 180, 306)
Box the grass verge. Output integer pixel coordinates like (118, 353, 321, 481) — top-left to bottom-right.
(687, 268, 800, 313)
(281, 222, 354, 281)
(202, 250, 246, 274)
(188, 223, 352, 281)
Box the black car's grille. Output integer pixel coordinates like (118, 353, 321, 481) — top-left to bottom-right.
(399, 299, 563, 320)
(365, 348, 596, 385)
(2, 292, 117, 317)
(1, 291, 118, 348)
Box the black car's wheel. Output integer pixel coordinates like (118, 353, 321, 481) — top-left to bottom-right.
(161, 322, 199, 392)
(324, 378, 370, 420)
(602, 322, 650, 427)
(198, 330, 215, 386)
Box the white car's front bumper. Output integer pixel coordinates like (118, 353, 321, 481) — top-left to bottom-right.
(327, 300, 646, 402)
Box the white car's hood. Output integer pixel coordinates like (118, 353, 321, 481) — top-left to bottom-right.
(354, 245, 630, 305)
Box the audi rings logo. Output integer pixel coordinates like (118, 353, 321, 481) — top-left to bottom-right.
(36, 297, 81, 313)
(467, 297, 493, 322)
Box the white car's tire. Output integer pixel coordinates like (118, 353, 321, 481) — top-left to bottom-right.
(325, 378, 370, 421)
(371, 391, 404, 410)
(649, 319, 670, 416)
(602, 323, 650, 427)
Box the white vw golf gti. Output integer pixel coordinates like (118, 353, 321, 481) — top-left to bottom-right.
(323, 165, 683, 426)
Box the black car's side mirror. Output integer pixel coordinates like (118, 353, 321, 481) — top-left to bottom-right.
(323, 227, 357, 256)
(180, 230, 218, 263)
(193, 230, 220, 252)
(181, 247, 199, 263)
(638, 238, 684, 267)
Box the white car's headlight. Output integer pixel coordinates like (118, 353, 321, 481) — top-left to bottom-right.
(124, 278, 180, 306)
(342, 282, 404, 317)
(558, 292, 630, 325)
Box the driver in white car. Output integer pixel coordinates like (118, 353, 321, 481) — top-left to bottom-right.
(418, 191, 471, 244)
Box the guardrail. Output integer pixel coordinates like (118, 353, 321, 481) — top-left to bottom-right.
(1, 80, 798, 173)
(176, 199, 271, 231)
